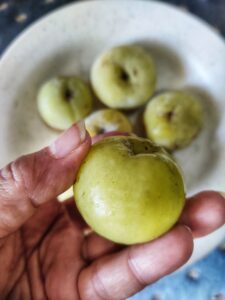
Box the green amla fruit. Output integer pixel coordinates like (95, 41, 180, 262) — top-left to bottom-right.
(74, 136, 185, 245)
(85, 109, 132, 136)
(37, 76, 93, 130)
(144, 91, 203, 150)
(91, 45, 156, 109)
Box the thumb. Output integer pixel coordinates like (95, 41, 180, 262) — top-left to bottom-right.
(0, 121, 91, 238)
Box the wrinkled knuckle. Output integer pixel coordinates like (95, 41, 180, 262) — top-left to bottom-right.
(127, 247, 147, 288)
(0, 161, 23, 193)
(89, 262, 111, 300)
(78, 266, 108, 300)
(0, 158, 39, 209)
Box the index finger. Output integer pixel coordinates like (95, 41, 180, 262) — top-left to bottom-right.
(65, 191, 225, 261)
(79, 225, 193, 300)
(179, 191, 225, 237)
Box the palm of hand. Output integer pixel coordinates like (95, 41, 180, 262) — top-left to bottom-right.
(0, 199, 90, 300)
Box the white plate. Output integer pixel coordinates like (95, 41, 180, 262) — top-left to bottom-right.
(0, 0, 224, 265)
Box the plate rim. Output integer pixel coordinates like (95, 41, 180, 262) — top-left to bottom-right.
(1, 0, 225, 62)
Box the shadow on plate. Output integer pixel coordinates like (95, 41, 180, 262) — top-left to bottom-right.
(135, 40, 185, 90)
(7, 45, 94, 158)
(174, 86, 220, 191)
(127, 41, 186, 137)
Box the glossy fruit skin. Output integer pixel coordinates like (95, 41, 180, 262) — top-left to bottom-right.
(85, 109, 132, 137)
(37, 76, 93, 130)
(91, 45, 156, 109)
(144, 91, 203, 150)
(74, 136, 185, 245)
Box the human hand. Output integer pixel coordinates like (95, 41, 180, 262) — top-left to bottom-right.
(0, 122, 224, 300)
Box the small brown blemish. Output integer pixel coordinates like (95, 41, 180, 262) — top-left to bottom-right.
(64, 89, 74, 102)
(102, 59, 110, 66)
(133, 68, 138, 76)
(120, 70, 129, 82)
(165, 111, 174, 122)
(97, 127, 105, 135)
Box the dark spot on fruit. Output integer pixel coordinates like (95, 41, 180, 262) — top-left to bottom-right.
(64, 89, 74, 102)
(133, 68, 138, 76)
(102, 59, 110, 66)
(96, 127, 105, 135)
(165, 111, 174, 122)
(145, 146, 148, 151)
(120, 70, 129, 82)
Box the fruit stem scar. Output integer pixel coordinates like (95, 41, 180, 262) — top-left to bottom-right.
(64, 88, 74, 102)
(165, 111, 174, 121)
(96, 127, 105, 134)
(133, 68, 138, 75)
(120, 70, 129, 82)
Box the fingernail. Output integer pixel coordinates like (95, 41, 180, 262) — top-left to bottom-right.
(183, 225, 193, 234)
(220, 192, 225, 199)
(49, 120, 87, 158)
(76, 120, 87, 142)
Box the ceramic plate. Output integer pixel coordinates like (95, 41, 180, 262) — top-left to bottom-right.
(0, 0, 224, 264)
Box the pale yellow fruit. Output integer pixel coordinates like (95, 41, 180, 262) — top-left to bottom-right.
(85, 109, 132, 136)
(144, 91, 203, 150)
(74, 136, 185, 245)
(37, 76, 93, 130)
(91, 45, 156, 109)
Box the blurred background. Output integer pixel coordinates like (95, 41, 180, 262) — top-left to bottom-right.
(1, 0, 225, 55)
(0, 0, 225, 299)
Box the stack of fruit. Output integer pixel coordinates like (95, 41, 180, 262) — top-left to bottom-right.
(37, 45, 204, 245)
